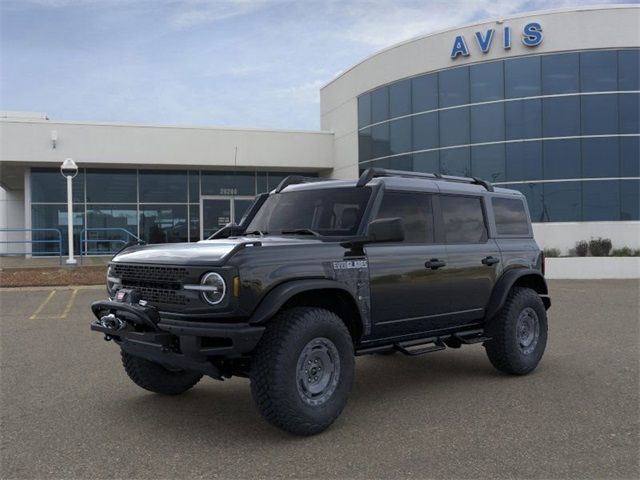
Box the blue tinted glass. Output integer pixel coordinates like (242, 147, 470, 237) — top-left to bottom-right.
(506, 99, 542, 140)
(389, 117, 412, 155)
(389, 79, 411, 118)
(582, 138, 619, 178)
(371, 123, 390, 158)
(412, 112, 439, 151)
(31, 168, 85, 203)
(506, 141, 543, 182)
(470, 61, 504, 102)
(543, 182, 581, 221)
(86, 204, 137, 254)
(371, 87, 389, 123)
(470, 103, 504, 143)
(619, 92, 639, 134)
(413, 151, 440, 173)
(542, 96, 580, 137)
(439, 107, 470, 147)
(471, 144, 505, 182)
(508, 183, 543, 222)
(359, 128, 373, 162)
(583, 181, 620, 221)
(201, 172, 255, 196)
(358, 94, 371, 128)
(189, 171, 199, 202)
(581, 94, 618, 135)
(505, 56, 541, 98)
(620, 179, 640, 220)
(544, 139, 581, 179)
(86, 169, 136, 203)
(412, 74, 438, 113)
(440, 147, 470, 176)
(31, 204, 84, 255)
(439, 67, 469, 107)
(580, 51, 617, 92)
(139, 170, 187, 203)
(139, 205, 189, 243)
(256, 172, 268, 194)
(387, 155, 413, 170)
(618, 49, 640, 91)
(541, 53, 579, 94)
(189, 205, 200, 242)
(621, 137, 640, 177)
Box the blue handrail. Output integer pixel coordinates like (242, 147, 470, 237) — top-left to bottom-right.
(0, 228, 64, 264)
(79, 228, 144, 261)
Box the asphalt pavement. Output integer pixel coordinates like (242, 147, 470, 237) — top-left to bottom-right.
(1, 280, 638, 479)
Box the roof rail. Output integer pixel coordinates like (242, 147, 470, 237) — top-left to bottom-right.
(274, 175, 325, 193)
(356, 168, 494, 192)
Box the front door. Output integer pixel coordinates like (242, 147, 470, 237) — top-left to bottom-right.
(200, 196, 254, 240)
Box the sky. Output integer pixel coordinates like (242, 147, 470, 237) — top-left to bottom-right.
(0, 0, 633, 130)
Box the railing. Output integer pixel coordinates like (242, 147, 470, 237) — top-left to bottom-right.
(0, 228, 64, 264)
(79, 228, 144, 262)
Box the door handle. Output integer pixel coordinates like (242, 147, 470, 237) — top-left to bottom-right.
(425, 259, 446, 270)
(482, 256, 500, 266)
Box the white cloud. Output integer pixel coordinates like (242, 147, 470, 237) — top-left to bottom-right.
(169, 0, 290, 29)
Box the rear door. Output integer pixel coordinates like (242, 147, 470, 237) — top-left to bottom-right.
(439, 194, 500, 323)
(366, 190, 450, 339)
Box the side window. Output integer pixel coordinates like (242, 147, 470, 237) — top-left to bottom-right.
(441, 195, 487, 244)
(375, 191, 434, 243)
(492, 197, 530, 236)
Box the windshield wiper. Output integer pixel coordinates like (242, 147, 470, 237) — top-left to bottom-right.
(280, 228, 321, 237)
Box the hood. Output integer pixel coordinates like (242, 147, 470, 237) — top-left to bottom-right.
(112, 235, 324, 266)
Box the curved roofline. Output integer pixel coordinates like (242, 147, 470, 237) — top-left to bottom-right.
(320, 4, 638, 91)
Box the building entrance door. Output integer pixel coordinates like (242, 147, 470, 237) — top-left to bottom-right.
(200, 196, 254, 240)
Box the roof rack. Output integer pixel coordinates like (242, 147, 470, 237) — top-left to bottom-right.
(356, 168, 494, 192)
(274, 175, 326, 193)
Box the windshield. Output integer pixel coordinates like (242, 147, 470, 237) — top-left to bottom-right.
(246, 187, 372, 237)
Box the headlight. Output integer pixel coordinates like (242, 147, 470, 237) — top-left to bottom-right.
(106, 265, 121, 297)
(199, 272, 226, 305)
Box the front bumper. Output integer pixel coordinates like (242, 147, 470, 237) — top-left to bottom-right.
(90, 300, 265, 378)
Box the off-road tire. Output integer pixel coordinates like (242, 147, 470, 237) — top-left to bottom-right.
(250, 307, 355, 436)
(484, 287, 547, 375)
(121, 351, 202, 395)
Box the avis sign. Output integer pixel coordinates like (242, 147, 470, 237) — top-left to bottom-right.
(450, 22, 543, 59)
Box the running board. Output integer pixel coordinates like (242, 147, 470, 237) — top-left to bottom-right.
(453, 329, 491, 345)
(395, 340, 445, 356)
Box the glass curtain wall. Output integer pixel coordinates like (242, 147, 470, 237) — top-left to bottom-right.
(357, 48, 640, 222)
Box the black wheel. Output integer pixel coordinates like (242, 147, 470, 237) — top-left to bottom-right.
(250, 307, 355, 436)
(484, 287, 548, 375)
(121, 351, 202, 395)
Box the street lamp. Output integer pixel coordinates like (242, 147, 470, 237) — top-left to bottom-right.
(60, 158, 78, 265)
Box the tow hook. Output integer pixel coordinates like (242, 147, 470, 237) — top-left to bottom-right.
(100, 313, 127, 331)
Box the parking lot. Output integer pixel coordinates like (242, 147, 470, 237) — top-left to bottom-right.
(1, 280, 638, 479)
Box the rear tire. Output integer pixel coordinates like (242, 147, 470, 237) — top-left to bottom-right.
(484, 287, 547, 375)
(121, 351, 202, 395)
(250, 307, 354, 436)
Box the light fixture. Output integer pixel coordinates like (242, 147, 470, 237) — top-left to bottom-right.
(51, 130, 58, 149)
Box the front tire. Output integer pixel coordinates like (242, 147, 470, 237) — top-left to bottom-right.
(121, 351, 202, 395)
(250, 307, 355, 436)
(484, 287, 548, 375)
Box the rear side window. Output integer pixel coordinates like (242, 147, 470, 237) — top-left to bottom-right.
(441, 195, 488, 244)
(492, 197, 530, 235)
(375, 191, 434, 243)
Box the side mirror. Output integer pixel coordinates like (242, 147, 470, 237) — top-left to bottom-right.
(367, 217, 405, 243)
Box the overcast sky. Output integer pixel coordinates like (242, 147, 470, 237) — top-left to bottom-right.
(0, 0, 632, 130)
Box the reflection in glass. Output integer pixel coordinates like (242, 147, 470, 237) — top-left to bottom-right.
(371, 87, 389, 123)
(376, 192, 434, 243)
(440, 147, 470, 177)
(580, 50, 617, 92)
(619, 92, 640, 134)
(189, 171, 200, 202)
(471, 144, 505, 182)
(543, 182, 581, 222)
(439, 107, 470, 147)
(543, 96, 580, 137)
(581, 95, 618, 135)
(412, 74, 438, 113)
(582, 138, 619, 178)
(387, 155, 413, 171)
(505, 56, 540, 98)
(389, 117, 411, 155)
(492, 198, 530, 235)
(505, 99, 542, 140)
(31, 204, 84, 255)
(509, 183, 544, 222)
(412, 112, 438, 151)
(621, 137, 640, 177)
(139, 205, 188, 244)
(441, 195, 487, 243)
(371, 123, 390, 159)
(620, 180, 640, 220)
(139, 170, 187, 203)
(359, 128, 373, 162)
(470, 103, 504, 143)
(544, 139, 581, 180)
(413, 151, 440, 174)
(506, 142, 543, 182)
(189, 205, 200, 242)
(439, 67, 469, 107)
(358, 94, 371, 128)
(389, 79, 411, 118)
(542, 53, 579, 95)
(583, 181, 620, 221)
(31, 168, 85, 203)
(470, 61, 504, 102)
(86, 170, 137, 203)
(618, 49, 640, 91)
(86, 204, 137, 254)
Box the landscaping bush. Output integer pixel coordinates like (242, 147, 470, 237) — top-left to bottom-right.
(544, 248, 561, 257)
(611, 247, 632, 257)
(589, 237, 612, 257)
(575, 241, 589, 257)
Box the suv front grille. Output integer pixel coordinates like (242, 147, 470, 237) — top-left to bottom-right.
(112, 264, 191, 306)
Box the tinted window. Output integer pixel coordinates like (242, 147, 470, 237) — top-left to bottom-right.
(412, 112, 438, 151)
(621, 137, 640, 177)
(543, 96, 580, 137)
(359, 128, 373, 162)
(505, 57, 540, 98)
(543, 139, 581, 180)
(371, 87, 389, 123)
(441, 195, 487, 243)
(470, 61, 504, 102)
(620, 179, 640, 220)
(86, 170, 136, 203)
(618, 50, 640, 91)
(375, 191, 434, 243)
(506, 141, 543, 182)
(358, 94, 371, 128)
(188, 171, 200, 202)
(387, 155, 413, 171)
(441, 147, 470, 177)
(580, 51, 617, 92)
(581, 95, 618, 135)
(371, 123, 390, 159)
(139, 205, 189, 243)
(619, 92, 639, 134)
(139, 170, 187, 203)
(412, 74, 438, 113)
(471, 103, 504, 143)
(542, 53, 579, 94)
(542, 182, 581, 221)
(583, 181, 620, 221)
(389, 117, 411, 155)
(389, 79, 411, 118)
(471, 144, 505, 182)
(582, 137, 619, 178)
(31, 168, 85, 203)
(492, 198, 530, 235)
(505, 99, 542, 140)
(31, 204, 84, 255)
(413, 151, 440, 174)
(439, 107, 469, 147)
(439, 67, 469, 107)
(509, 183, 544, 222)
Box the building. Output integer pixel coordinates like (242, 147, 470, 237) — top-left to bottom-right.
(1, 5, 638, 257)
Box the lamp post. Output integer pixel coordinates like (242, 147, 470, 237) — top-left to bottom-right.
(60, 158, 78, 265)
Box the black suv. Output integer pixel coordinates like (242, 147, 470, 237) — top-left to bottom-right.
(91, 168, 551, 435)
